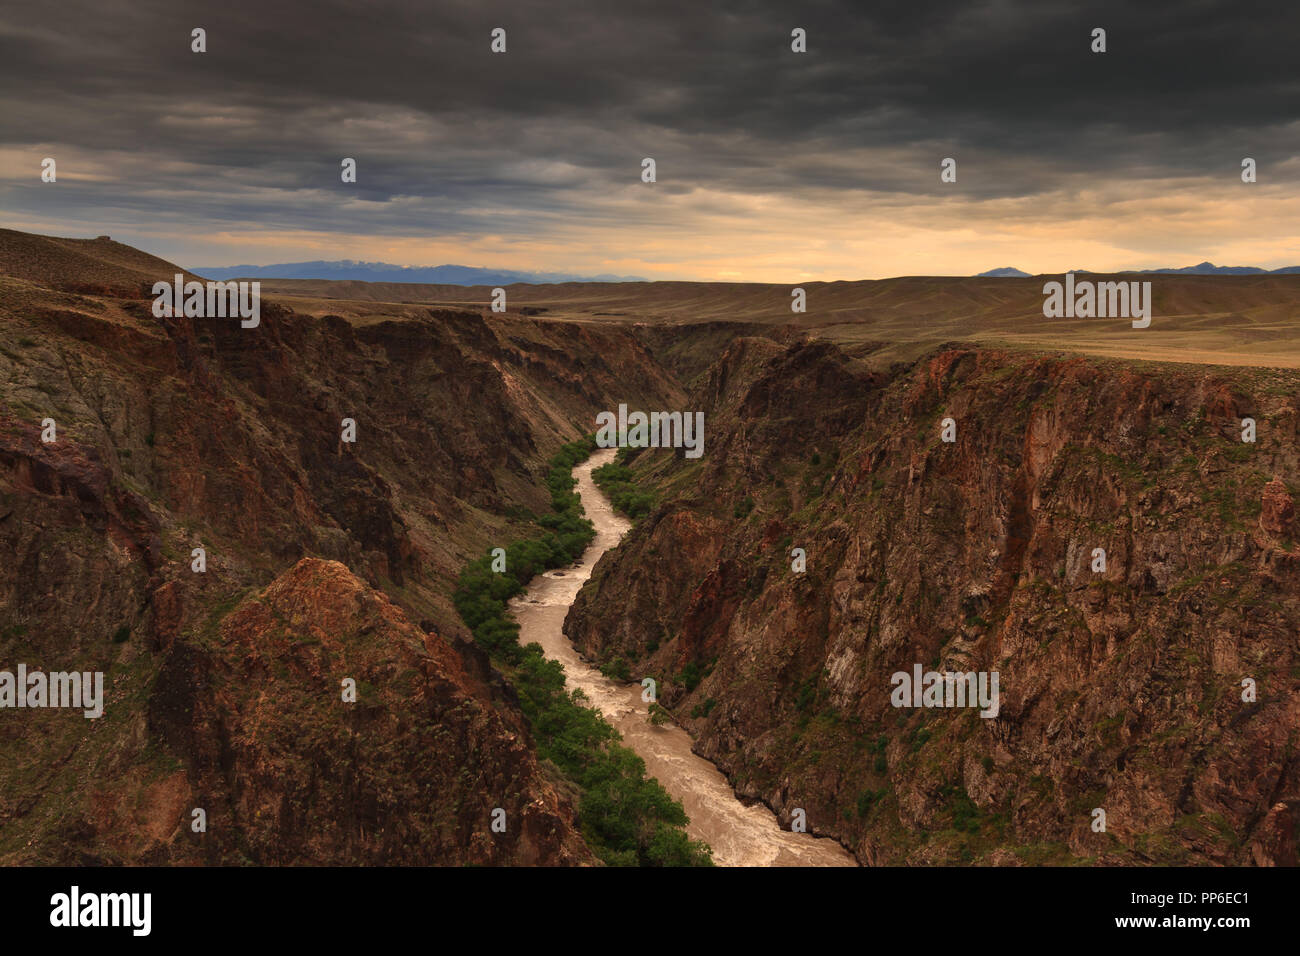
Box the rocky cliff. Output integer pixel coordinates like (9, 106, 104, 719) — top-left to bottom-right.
(0, 235, 679, 863)
(565, 339, 1300, 865)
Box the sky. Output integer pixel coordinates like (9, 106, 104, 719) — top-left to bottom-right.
(2, 0, 1298, 281)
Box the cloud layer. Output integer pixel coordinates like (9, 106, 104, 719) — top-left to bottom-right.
(2, 0, 1297, 279)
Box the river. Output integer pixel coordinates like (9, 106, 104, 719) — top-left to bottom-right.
(507, 447, 858, 867)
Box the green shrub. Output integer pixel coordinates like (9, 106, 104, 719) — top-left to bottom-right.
(592, 461, 655, 519)
(678, 661, 704, 692)
(691, 697, 717, 719)
(600, 657, 631, 682)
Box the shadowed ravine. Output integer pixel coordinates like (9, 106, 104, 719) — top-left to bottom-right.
(508, 448, 859, 867)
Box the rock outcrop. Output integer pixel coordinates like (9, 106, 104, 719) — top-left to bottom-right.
(145, 558, 593, 865)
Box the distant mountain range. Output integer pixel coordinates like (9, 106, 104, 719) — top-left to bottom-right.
(191, 258, 1300, 285)
(978, 262, 1300, 278)
(976, 267, 1034, 277)
(191, 260, 646, 285)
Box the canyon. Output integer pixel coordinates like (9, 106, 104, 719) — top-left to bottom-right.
(2, 229, 1298, 866)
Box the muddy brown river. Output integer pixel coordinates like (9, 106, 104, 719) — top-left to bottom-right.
(508, 448, 858, 867)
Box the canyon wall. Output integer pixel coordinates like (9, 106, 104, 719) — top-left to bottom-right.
(0, 263, 679, 863)
(566, 339, 1300, 865)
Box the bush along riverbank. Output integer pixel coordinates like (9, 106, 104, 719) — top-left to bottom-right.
(452, 436, 713, 866)
(591, 448, 656, 519)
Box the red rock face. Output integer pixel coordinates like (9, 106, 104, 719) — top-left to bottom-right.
(566, 341, 1300, 866)
(1251, 802, 1298, 866)
(145, 558, 593, 865)
(1260, 477, 1295, 536)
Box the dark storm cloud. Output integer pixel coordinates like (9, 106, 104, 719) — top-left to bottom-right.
(1, 0, 1297, 259)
